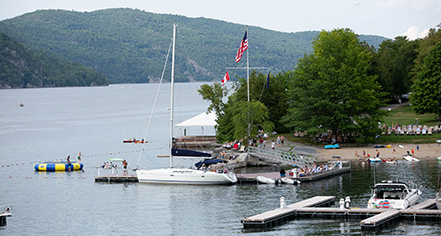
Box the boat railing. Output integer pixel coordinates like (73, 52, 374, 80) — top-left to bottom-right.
(248, 146, 315, 168)
(96, 166, 119, 176)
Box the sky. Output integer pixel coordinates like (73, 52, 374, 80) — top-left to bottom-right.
(0, 0, 440, 40)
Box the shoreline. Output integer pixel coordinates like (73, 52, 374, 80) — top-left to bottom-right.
(315, 143, 441, 162)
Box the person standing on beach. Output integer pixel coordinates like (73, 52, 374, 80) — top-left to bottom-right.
(376, 149, 380, 158)
(417, 145, 419, 151)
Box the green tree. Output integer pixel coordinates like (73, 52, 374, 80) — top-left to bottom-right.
(197, 82, 228, 117)
(409, 41, 441, 120)
(373, 36, 419, 101)
(283, 29, 387, 141)
(234, 71, 290, 133)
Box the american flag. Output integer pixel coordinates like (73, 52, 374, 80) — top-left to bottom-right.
(235, 30, 248, 63)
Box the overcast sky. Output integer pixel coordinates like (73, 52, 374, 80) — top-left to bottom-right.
(1, 0, 439, 40)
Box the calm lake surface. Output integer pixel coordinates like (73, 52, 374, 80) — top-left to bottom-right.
(1, 83, 440, 235)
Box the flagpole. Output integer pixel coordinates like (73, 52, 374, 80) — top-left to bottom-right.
(246, 26, 249, 103)
(246, 26, 251, 158)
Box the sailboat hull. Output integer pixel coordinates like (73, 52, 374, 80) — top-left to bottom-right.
(136, 168, 237, 185)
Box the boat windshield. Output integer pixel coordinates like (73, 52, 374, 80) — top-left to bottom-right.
(374, 185, 407, 199)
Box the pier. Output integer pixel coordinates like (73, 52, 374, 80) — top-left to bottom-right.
(242, 196, 441, 231)
(237, 167, 351, 184)
(94, 174, 138, 183)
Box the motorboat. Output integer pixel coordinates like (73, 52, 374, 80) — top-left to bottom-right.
(403, 155, 419, 162)
(367, 180, 421, 209)
(256, 176, 280, 184)
(281, 177, 301, 185)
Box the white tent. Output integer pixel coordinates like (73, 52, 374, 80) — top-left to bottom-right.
(175, 112, 217, 127)
(175, 112, 217, 136)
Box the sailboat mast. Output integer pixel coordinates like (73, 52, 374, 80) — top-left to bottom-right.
(170, 24, 176, 168)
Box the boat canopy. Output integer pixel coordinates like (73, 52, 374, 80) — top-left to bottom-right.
(172, 148, 211, 158)
(194, 159, 227, 169)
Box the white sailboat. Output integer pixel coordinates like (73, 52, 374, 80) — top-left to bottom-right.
(136, 24, 237, 185)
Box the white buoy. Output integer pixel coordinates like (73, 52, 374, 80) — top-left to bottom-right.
(280, 197, 287, 209)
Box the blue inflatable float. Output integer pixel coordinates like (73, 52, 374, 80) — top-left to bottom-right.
(34, 161, 83, 171)
(324, 144, 340, 149)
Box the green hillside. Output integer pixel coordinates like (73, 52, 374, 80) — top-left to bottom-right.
(0, 32, 108, 88)
(0, 8, 388, 84)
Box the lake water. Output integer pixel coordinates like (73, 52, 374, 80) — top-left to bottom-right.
(1, 83, 440, 235)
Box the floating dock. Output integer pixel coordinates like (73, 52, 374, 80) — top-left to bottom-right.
(94, 174, 138, 183)
(242, 196, 441, 231)
(237, 167, 351, 184)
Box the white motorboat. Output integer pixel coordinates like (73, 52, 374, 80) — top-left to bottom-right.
(136, 25, 237, 185)
(256, 176, 280, 184)
(367, 180, 421, 209)
(281, 177, 301, 185)
(403, 155, 419, 162)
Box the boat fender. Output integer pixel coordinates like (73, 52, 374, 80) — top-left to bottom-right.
(344, 196, 351, 209)
(339, 198, 345, 210)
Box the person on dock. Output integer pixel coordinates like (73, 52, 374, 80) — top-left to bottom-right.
(123, 160, 128, 175)
(280, 168, 286, 177)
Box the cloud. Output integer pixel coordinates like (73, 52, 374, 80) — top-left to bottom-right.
(402, 26, 430, 40)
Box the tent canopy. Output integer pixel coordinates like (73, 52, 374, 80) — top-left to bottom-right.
(175, 112, 217, 127)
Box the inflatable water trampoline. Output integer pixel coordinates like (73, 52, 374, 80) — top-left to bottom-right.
(34, 161, 83, 171)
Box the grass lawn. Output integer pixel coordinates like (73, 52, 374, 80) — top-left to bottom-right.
(383, 105, 440, 127)
(284, 104, 441, 144)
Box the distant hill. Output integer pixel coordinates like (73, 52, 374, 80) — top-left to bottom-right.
(0, 32, 108, 88)
(0, 8, 388, 84)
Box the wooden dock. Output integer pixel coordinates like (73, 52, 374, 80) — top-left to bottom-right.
(242, 196, 335, 229)
(237, 167, 351, 184)
(94, 174, 138, 183)
(242, 196, 441, 231)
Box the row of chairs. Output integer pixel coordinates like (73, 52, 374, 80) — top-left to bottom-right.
(383, 125, 440, 135)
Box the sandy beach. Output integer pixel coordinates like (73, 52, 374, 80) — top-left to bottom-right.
(316, 143, 441, 162)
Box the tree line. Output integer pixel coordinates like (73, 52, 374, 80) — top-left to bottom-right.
(0, 32, 108, 88)
(199, 25, 441, 142)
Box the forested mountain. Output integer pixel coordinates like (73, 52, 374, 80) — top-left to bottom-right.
(0, 8, 388, 84)
(0, 32, 108, 88)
